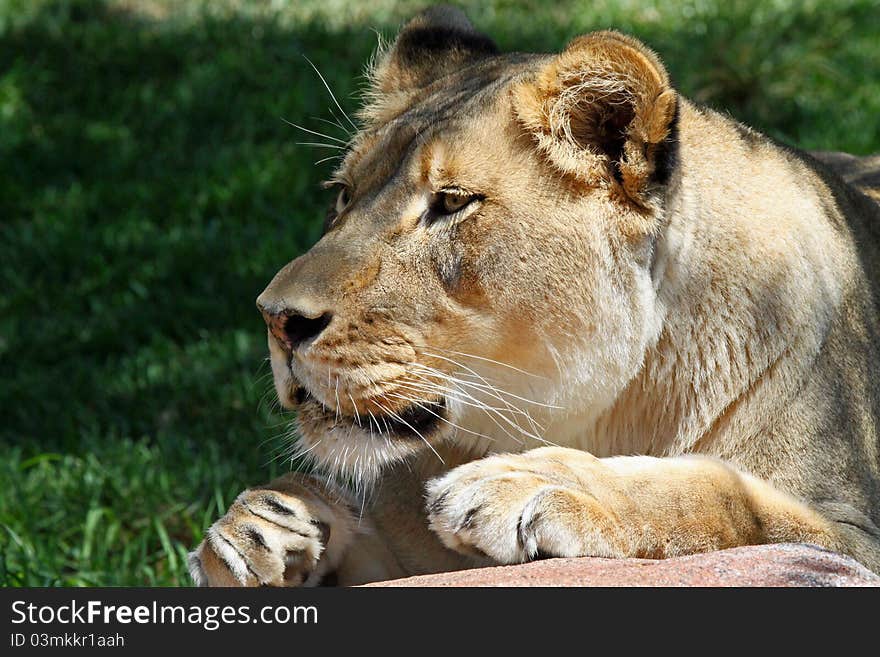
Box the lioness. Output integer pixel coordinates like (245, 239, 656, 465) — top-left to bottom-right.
(189, 7, 880, 586)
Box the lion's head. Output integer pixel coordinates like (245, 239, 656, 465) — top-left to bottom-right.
(258, 7, 678, 482)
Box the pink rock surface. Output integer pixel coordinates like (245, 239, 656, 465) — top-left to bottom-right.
(365, 544, 879, 587)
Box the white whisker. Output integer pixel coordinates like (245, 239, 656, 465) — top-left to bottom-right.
(348, 393, 362, 427)
(427, 347, 549, 380)
(385, 391, 496, 443)
(412, 361, 563, 410)
(314, 155, 343, 166)
(373, 397, 445, 465)
(282, 118, 348, 144)
(295, 141, 345, 150)
(404, 366, 556, 448)
(304, 55, 359, 132)
(367, 409, 382, 436)
(394, 378, 525, 446)
(415, 354, 556, 443)
(400, 376, 540, 426)
(308, 115, 351, 136)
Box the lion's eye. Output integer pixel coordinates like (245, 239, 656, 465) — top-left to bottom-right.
(335, 186, 351, 214)
(440, 191, 472, 214)
(431, 190, 480, 219)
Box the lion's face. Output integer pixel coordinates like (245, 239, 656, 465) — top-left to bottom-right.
(258, 10, 676, 482)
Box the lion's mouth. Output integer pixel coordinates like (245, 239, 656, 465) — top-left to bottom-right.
(293, 386, 447, 440)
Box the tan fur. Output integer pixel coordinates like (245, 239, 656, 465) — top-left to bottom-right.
(190, 7, 880, 586)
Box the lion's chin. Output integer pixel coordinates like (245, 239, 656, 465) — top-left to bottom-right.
(286, 387, 450, 486)
(295, 386, 447, 438)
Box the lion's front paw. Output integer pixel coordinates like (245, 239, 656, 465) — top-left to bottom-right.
(188, 474, 356, 587)
(425, 448, 627, 564)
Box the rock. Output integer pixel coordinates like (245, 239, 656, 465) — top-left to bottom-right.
(364, 544, 879, 587)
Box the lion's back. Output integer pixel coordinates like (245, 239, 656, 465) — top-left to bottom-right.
(811, 151, 880, 202)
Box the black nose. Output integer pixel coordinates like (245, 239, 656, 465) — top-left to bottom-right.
(260, 307, 333, 351)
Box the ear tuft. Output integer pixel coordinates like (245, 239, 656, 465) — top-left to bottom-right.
(362, 6, 497, 125)
(514, 31, 678, 204)
(390, 6, 498, 83)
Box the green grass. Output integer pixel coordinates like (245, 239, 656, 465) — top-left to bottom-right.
(2, 0, 879, 586)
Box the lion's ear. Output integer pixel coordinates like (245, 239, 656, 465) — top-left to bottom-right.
(367, 6, 497, 98)
(514, 31, 678, 204)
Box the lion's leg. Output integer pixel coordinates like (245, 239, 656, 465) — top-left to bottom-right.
(188, 472, 403, 587)
(425, 447, 841, 563)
